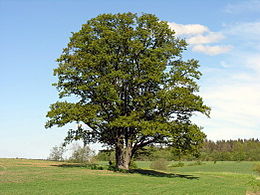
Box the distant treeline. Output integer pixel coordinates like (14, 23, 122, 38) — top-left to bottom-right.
(200, 139, 260, 161)
(96, 139, 260, 161)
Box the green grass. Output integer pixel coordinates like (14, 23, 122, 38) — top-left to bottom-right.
(0, 158, 259, 194)
(172, 161, 257, 174)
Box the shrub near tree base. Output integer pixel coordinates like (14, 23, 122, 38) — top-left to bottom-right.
(150, 158, 169, 170)
(253, 163, 260, 175)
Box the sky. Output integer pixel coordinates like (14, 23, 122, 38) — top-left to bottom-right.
(0, 0, 260, 159)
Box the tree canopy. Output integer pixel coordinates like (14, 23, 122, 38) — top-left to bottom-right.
(46, 13, 210, 169)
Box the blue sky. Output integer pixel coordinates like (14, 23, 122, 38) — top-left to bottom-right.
(1, 0, 260, 159)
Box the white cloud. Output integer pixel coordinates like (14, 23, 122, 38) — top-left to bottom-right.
(206, 84, 260, 121)
(187, 32, 224, 45)
(223, 22, 260, 57)
(194, 71, 260, 140)
(224, 0, 260, 14)
(192, 45, 232, 55)
(220, 61, 231, 68)
(167, 22, 209, 35)
(245, 55, 260, 73)
(193, 48, 260, 140)
(170, 18, 260, 141)
(225, 22, 260, 40)
(168, 22, 231, 55)
(199, 80, 260, 140)
(206, 126, 259, 141)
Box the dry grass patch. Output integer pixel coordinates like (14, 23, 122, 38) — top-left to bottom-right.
(246, 191, 260, 195)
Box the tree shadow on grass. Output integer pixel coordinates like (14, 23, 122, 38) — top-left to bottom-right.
(51, 164, 198, 179)
(51, 163, 104, 170)
(129, 169, 199, 180)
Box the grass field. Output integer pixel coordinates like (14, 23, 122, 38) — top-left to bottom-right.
(0, 158, 259, 195)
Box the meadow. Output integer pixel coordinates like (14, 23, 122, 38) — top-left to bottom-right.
(0, 158, 259, 195)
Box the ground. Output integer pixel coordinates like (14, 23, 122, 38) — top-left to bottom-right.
(0, 158, 259, 194)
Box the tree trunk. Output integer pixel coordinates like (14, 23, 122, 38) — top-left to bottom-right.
(115, 144, 132, 170)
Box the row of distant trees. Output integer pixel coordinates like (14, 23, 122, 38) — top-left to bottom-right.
(96, 138, 260, 161)
(200, 139, 260, 161)
(49, 138, 260, 162)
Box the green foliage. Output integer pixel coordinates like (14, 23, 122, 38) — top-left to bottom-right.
(46, 12, 210, 169)
(151, 147, 174, 161)
(129, 160, 138, 169)
(135, 139, 260, 162)
(96, 149, 115, 161)
(48, 145, 66, 161)
(107, 161, 120, 172)
(200, 139, 260, 161)
(247, 177, 260, 193)
(134, 145, 201, 161)
(134, 146, 175, 161)
(150, 158, 168, 170)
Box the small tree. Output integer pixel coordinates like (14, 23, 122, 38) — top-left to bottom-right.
(150, 158, 169, 170)
(48, 145, 66, 161)
(46, 13, 210, 170)
(69, 144, 95, 163)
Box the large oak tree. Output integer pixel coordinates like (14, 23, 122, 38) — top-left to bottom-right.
(46, 13, 210, 170)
